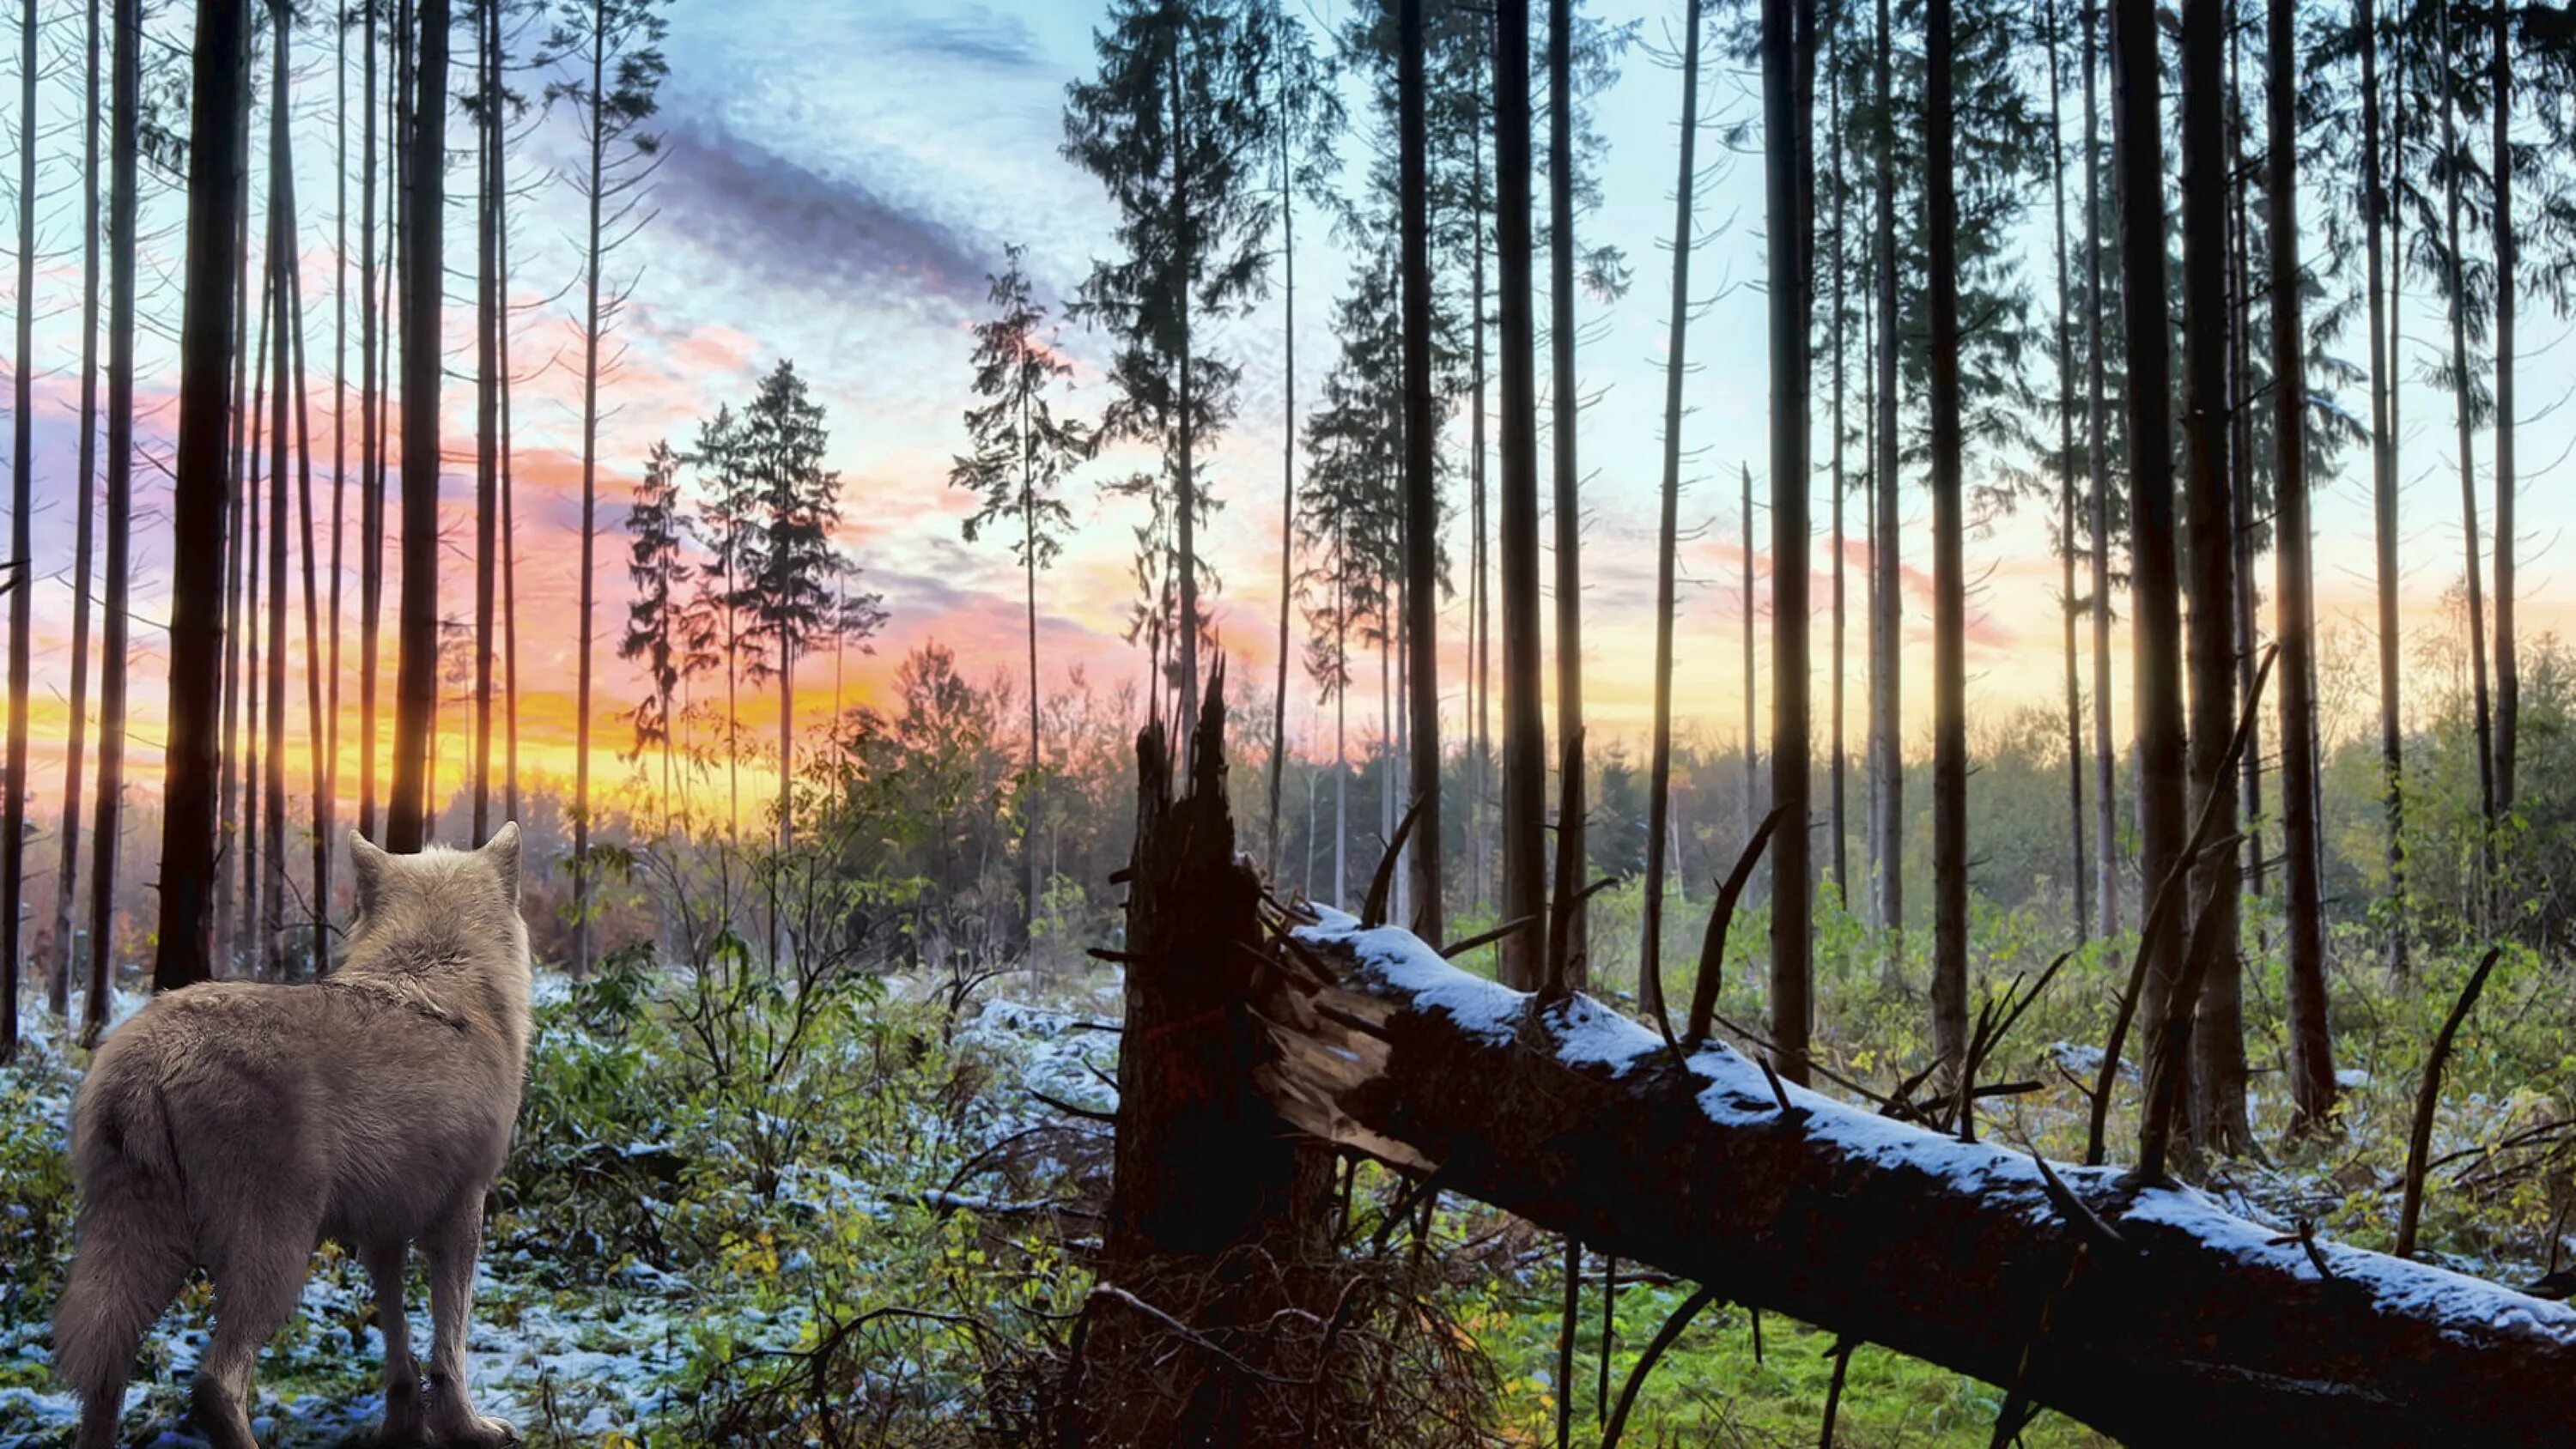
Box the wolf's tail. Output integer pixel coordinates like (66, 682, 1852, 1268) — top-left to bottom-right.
(53, 1057, 193, 1416)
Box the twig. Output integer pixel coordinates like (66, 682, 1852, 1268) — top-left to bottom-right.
(1362, 792, 1431, 931)
(2397, 946, 2503, 1258)
(1442, 914, 1537, 960)
(1686, 806, 1787, 1044)
(2089, 644, 2278, 1165)
(1600, 1283, 1721, 1449)
(1819, 1337, 1855, 1447)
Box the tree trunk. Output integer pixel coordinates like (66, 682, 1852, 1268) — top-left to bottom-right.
(2490, 0, 2514, 823)
(50, 0, 105, 1017)
(1548, 0, 1586, 985)
(1267, 88, 1296, 886)
(1086, 685, 1335, 1445)
(570, 6, 605, 967)
(2047, 0, 2087, 945)
(1766, 0, 1816, 1082)
(329, 0, 349, 900)
(388, 0, 447, 854)
(245, 294, 267, 977)
(1399, 0, 1442, 946)
(2368, 0, 2406, 974)
(1828, 42, 1849, 906)
(1926, 0, 1968, 1084)
(265, 14, 293, 981)
(1254, 916, 2576, 1447)
(1470, 63, 1490, 917)
(1742, 462, 1756, 834)
(2270, 0, 2333, 1137)
(1494, 0, 1547, 991)
(1643, 0, 1704, 1025)
(146, 0, 246, 997)
(473, 0, 498, 845)
(359, 0, 382, 846)
(1170, 41, 1201, 758)
(2181, 0, 2246, 1157)
(3, 0, 36, 1054)
(283, 43, 331, 973)
(2438, 0, 2496, 923)
(2083, 0, 2117, 941)
(1868, 0, 1901, 949)
(2110, 0, 2188, 1135)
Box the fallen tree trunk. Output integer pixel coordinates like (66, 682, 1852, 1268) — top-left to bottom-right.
(1254, 910, 2576, 1447)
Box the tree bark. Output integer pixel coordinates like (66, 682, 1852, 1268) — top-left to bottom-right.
(2271, 0, 2334, 1136)
(50, 0, 105, 1017)
(1926, 0, 1968, 1083)
(2181, 0, 2246, 1156)
(1254, 918, 2576, 1447)
(359, 0, 382, 846)
(2438, 0, 2496, 923)
(3, 0, 37, 1055)
(1548, 0, 1586, 985)
(473, 0, 499, 845)
(1494, 0, 1546, 991)
(2111, 0, 2187, 1112)
(570, 1, 606, 966)
(2364, 0, 2406, 975)
(1088, 683, 1335, 1444)
(1868, 0, 1901, 949)
(2083, 0, 2117, 941)
(388, 0, 448, 855)
(1643, 0, 1704, 1025)
(2490, 0, 2514, 822)
(2047, 0, 2088, 945)
(1767, 0, 1815, 1083)
(148, 0, 246, 996)
(1399, 0, 1442, 945)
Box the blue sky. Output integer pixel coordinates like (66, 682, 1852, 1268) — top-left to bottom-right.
(4, 0, 2568, 808)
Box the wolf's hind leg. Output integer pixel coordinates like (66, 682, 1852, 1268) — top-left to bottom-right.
(55, 1183, 191, 1449)
(363, 1240, 426, 1446)
(422, 1197, 516, 1447)
(193, 1239, 307, 1449)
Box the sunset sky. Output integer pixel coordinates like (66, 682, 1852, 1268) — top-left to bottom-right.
(4, 0, 2571, 823)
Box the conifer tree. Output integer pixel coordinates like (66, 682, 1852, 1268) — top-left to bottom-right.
(953, 246, 1092, 934)
(547, 0, 667, 967)
(1063, 0, 1277, 744)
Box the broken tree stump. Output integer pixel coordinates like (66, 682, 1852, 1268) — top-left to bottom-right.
(1072, 681, 1341, 1445)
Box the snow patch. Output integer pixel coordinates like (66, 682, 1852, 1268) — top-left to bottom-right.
(1315, 920, 2576, 1339)
(1300, 907, 1523, 1042)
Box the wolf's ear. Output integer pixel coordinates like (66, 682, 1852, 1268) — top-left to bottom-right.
(483, 821, 522, 907)
(349, 830, 389, 914)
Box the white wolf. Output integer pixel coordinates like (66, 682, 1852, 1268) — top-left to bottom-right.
(52, 825, 533, 1449)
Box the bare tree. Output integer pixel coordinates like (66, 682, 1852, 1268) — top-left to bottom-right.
(2108, 0, 2187, 1145)
(2181, 0, 2248, 1155)
(1765, 0, 1818, 1083)
(1495, 0, 1547, 990)
(2359, 0, 2404, 974)
(548, 0, 668, 967)
(2, 0, 38, 1054)
(1868, 0, 1902, 948)
(387, 0, 451, 854)
(49, 0, 106, 1016)
(1399, 0, 1443, 943)
(2270, 0, 2334, 1135)
(149, 0, 250, 995)
(1926, 0, 1968, 1081)
(1643, 0, 1705, 1022)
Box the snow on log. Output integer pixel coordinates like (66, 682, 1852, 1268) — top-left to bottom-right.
(1254, 907, 2576, 1447)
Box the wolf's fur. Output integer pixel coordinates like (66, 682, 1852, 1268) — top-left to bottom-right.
(53, 825, 533, 1449)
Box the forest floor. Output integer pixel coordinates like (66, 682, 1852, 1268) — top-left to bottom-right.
(1, 897, 2566, 1446)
